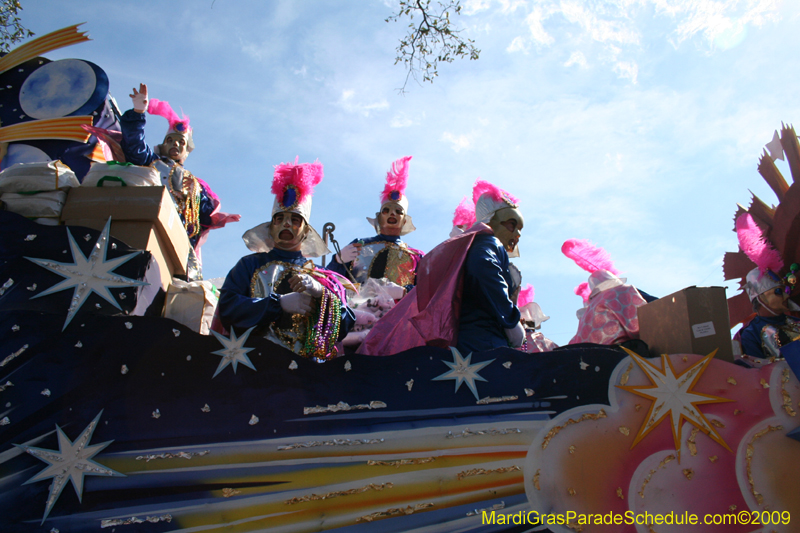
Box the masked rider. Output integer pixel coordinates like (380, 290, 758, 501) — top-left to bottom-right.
(217, 159, 354, 362)
(119, 83, 239, 279)
(326, 156, 423, 294)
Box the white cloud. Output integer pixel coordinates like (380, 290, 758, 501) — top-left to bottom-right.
(337, 90, 389, 117)
(613, 60, 638, 83)
(507, 36, 529, 53)
(564, 51, 588, 68)
(390, 113, 416, 128)
(526, 7, 555, 46)
(463, 0, 493, 15)
(293, 66, 307, 76)
(442, 132, 473, 152)
(560, 1, 640, 45)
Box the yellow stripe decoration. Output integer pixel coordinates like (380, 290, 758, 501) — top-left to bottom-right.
(0, 24, 90, 74)
(0, 116, 92, 143)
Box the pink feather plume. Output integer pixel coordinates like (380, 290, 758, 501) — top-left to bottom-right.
(381, 155, 412, 203)
(736, 213, 783, 275)
(472, 179, 519, 206)
(148, 98, 190, 133)
(518, 284, 535, 308)
(561, 239, 620, 275)
(575, 282, 591, 304)
(271, 156, 324, 204)
(452, 196, 476, 227)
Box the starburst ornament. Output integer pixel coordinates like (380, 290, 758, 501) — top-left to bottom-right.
(15, 411, 124, 523)
(210, 327, 257, 377)
(432, 347, 494, 400)
(766, 130, 785, 161)
(25, 218, 147, 330)
(617, 349, 732, 456)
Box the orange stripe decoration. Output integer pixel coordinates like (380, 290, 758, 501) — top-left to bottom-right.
(88, 141, 106, 162)
(0, 24, 90, 74)
(0, 116, 92, 143)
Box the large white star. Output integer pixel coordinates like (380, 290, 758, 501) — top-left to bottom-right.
(432, 347, 494, 400)
(766, 130, 785, 161)
(618, 349, 733, 455)
(210, 326, 257, 378)
(25, 218, 147, 330)
(15, 411, 124, 523)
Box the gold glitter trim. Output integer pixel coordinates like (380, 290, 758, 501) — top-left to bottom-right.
(727, 377, 737, 385)
(0, 380, 12, 392)
(357, 503, 434, 522)
(729, 504, 737, 511)
(100, 515, 172, 528)
(466, 501, 505, 517)
(618, 426, 630, 436)
(569, 445, 576, 454)
(368, 458, 435, 467)
(616, 487, 624, 500)
(683, 468, 694, 480)
(746, 425, 783, 505)
(734, 409, 742, 415)
(446, 427, 521, 439)
(567, 523, 585, 532)
(287, 483, 393, 505)
(709, 455, 718, 463)
(635, 403, 642, 411)
(1, 344, 28, 367)
(781, 369, 796, 416)
(541, 409, 607, 450)
(304, 401, 386, 415)
(710, 419, 725, 428)
(477, 395, 518, 405)
(135, 450, 209, 462)
(568, 487, 576, 496)
(760, 378, 770, 389)
(620, 363, 633, 385)
(278, 438, 384, 450)
(534, 469, 541, 490)
(457, 466, 521, 480)
(682, 356, 688, 362)
(639, 454, 676, 498)
(687, 427, 699, 456)
(222, 488, 241, 498)
(525, 388, 534, 396)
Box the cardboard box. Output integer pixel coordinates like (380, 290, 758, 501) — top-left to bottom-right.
(637, 286, 733, 362)
(60, 186, 190, 288)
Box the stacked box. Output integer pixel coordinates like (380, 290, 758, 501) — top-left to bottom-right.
(61, 186, 189, 291)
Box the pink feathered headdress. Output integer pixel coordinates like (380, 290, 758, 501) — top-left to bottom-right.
(148, 98, 193, 151)
(575, 282, 591, 304)
(472, 179, 519, 224)
(561, 239, 620, 275)
(381, 155, 412, 205)
(271, 156, 323, 214)
(518, 284, 535, 308)
(736, 213, 782, 277)
(452, 196, 476, 228)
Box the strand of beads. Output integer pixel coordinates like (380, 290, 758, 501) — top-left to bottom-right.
(302, 289, 342, 362)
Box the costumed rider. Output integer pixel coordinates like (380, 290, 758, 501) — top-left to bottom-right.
(218, 159, 354, 362)
(517, 284, 558, 353)
(357, 179, 526, 356)
(563, 239, 647, 346)
(120, 83, 240, 279)
(326, 156, 423, 294)
(734, 213, 800, 364)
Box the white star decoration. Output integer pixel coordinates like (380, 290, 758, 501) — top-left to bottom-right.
(15, 411, 123, 523)
(210, 327, 257, 378)
(25, 218, 147, 330)
(618, 349, 732, 455)
(766, 130, 785, 161)
(433, 347, 494, 400)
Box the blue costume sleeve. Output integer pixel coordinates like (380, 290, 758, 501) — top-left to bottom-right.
(463, 235, 521, 330)
(119, 109, 158, 166)
(740, 319, 765, 357)
(198, 185, 214, 229)
(338, 300, 356, 340)
(218, 255, 283, 330)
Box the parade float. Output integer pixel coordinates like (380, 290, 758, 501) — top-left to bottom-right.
(0, 26, 798, 533)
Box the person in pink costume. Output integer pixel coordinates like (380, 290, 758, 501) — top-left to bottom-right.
(517, 284, 558, 353)
(563, 239, 647, 346)
(358, 179, 525, 355)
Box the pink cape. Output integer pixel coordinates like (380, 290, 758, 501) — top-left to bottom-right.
(357, 224, 494, 356)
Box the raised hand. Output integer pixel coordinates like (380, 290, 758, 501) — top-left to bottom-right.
(130, 83, 148, 113)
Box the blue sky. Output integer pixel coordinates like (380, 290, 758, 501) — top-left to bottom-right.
(21, 0, 800, 345)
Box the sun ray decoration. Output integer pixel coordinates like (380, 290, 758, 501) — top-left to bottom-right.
(210, 326, 257, 378)
(617, 349, 733, 456)
(25, 218, 148, 330)
(14, 411, 124, 524)
(432, 347, 494, 400)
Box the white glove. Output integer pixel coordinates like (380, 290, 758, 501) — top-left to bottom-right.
(336, 242, 362, 263)
(280, 292, 313, 315)
(292, 273, 325, 298)
(384, 281, 406, 300)
(505, 322, 525, 348)
(129, 83, 148, 113)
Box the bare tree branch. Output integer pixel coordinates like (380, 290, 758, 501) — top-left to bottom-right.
(386, 0, 479, 93)
(0, 1, 33, 53)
